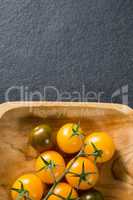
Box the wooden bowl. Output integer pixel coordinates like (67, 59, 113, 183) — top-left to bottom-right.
(0, 102, 133, 200)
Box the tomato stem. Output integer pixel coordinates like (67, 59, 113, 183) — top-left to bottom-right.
(43, 144, 99, 199)
(71, 123, 82, 138)
(43, 144, 87, 200)
(42, 128, 101, 200)
(11, 181, 32, 200)
(91, 142, 103, 163)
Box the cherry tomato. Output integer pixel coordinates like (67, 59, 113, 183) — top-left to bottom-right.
(11, 173, 45, 200)
(35, 151, 65, 184)
(29, 124, 53, 152)
(80, 189, 104, 200)
(57, 123, 84, 154)
(84, 132, 115, 163)
(48, 182, 78, 200)
(66, 157, 99, 190)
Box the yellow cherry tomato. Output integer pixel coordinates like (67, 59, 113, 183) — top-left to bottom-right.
(66, 157, 99, 190)
(84, 132, 115, 163)
(35, 151, 65, 184)
(48, 182, 78, 200)
(57, 123, 84, 154)
(11, 173, 45, 200)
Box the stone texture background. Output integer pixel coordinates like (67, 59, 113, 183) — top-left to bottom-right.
(0, 0, 133, 106)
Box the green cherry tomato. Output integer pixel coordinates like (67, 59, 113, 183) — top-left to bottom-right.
(29, 124, 53, 152)
(80, 189, 104, 200)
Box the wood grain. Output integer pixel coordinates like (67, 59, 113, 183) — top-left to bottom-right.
(0, 102, 133, 200)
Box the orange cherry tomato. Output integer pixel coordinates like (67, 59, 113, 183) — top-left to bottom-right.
(57, 123, 84, 154)
(35, 151, 65, 184)
(84, 132, 115, 163)
(66, 157, 99, 190)
(11, 173, 45, 200)
(48, 182, 78, 200)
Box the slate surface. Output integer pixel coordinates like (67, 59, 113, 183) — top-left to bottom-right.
(0, 0, 133, 107)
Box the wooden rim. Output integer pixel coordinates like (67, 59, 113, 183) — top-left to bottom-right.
(0, 101, 132, 118)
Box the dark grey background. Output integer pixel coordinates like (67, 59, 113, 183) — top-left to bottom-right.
(0, 0, 133, 106)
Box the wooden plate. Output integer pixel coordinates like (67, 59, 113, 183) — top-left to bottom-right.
(0, 102, 133, 200)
